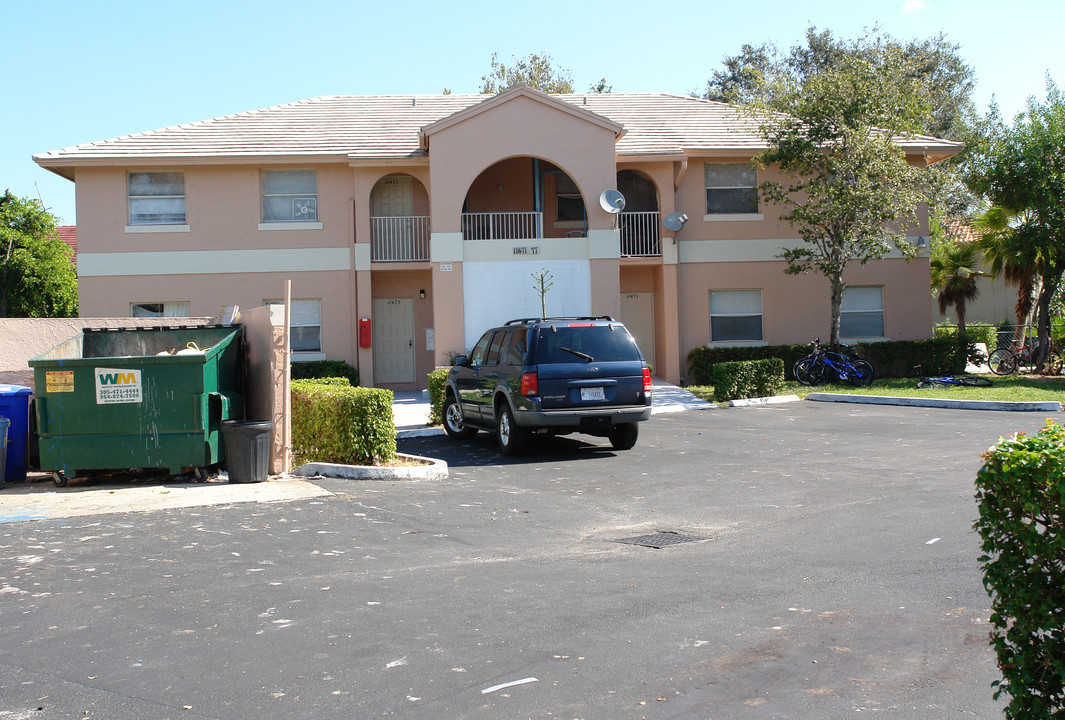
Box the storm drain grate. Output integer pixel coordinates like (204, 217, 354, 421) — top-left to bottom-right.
(612, 531, 706, 549)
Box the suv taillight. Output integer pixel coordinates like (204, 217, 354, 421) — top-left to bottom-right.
(521, 371, 539, 396)
(642, 367, 653, 392)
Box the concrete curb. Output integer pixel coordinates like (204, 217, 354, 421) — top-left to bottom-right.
(295, 452, 449, 481)
(806, 392, 1062, 413)
(396, 427, 445, 439)
(729, 394, 802, 407)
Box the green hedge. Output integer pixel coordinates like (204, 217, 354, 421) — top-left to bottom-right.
(291, 360, 360, 387)
(427, 368, 449, 426)
(711, 358, 784, 402)
(974, 419, 1065, 718)
(687, 337, 972, 384)
(291, 379, 395, 466)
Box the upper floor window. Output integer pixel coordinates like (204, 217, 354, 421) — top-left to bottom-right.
(261, 169, 318, 223)
(555, 174, 585, 223)
(841, 286, 884, 338)
(709, 289, 763, 343)
(128, 172, 186, 225)
(705, 163, 758, 215)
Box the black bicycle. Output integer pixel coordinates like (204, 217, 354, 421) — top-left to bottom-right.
(794, 339, 875, 387)
(915, 365, 993, 388)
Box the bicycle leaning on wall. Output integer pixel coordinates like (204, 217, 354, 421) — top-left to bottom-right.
(793, 339, 875, 387)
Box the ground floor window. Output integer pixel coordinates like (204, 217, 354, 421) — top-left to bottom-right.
(841, 286, 884, 338)
(709, 289, 763, 342)
(266, 299, 322, 354)
(131, 301, 189, 317)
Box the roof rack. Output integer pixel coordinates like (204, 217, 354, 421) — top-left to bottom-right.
(504, 316, 615, 326)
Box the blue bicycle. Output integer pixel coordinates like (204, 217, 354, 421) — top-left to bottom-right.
(794, 338, 875, 387)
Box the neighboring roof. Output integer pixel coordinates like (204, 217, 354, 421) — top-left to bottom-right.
(34, 89, 964, 175)
(57, 225, 76, 265)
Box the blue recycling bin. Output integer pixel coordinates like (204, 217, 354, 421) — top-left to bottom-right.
(0, 385, 32, 484)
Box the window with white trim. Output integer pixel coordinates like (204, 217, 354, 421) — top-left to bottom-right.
(131, 301, 190, 317)
(261, 169, 318, 223)
(267, 299, 322, 354)
(840, 286, 884, 338)
(128, 172, 186, 225)
(705, 163, 758, 214)
(709, 289, 763, 342)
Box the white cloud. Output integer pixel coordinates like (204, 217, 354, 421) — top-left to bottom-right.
(902, 0, 930, 11)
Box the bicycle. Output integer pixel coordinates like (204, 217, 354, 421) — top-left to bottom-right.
(987, 341, 1063, 376)
(915, 365, 993, 389)
(793, 338, 875, 387)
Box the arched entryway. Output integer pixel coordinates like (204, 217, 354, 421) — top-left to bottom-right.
(617, 169, 660, 257)
(369, 173, 430, 262)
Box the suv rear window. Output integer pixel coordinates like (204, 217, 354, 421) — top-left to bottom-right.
(533, 325, 641, 364)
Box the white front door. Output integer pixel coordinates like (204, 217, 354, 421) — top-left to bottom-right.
(373, 298, 415, 384)
(372, 176, 413, 217)
(620, 292, 655, 368)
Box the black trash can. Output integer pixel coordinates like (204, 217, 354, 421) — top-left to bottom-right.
(222, 420, 273, 484)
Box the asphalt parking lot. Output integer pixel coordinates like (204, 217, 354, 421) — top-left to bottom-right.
(0, 401, 1054, 719)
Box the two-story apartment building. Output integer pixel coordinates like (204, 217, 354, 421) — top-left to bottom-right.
(34, 85, 961, 388)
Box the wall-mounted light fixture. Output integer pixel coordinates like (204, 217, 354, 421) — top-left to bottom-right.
(419, 289, 426, 299)
(916, 236, 927, 248)
(497, 184, 504, 192)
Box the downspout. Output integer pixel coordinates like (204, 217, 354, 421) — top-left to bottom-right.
(533, 158, 542, 238)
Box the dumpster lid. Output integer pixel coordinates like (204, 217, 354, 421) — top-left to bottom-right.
(0, 385, 32, 396)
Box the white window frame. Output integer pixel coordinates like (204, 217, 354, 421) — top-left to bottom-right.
(260, 169, 322, 229)
(130, 301, 190, 317)
(127, 171, 187, 228)
(704, 163, 762, 221)
(840, 286, 885, 340)
(709, 289, 764, 345)
(266, 298, 324, 361)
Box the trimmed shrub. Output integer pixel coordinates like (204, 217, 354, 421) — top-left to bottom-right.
(291, 360, 360, 387)
(974, 419, 1065, 718)
(291, 379, 395, 466)
(427, 368, 449, 426)
(687, 337, 970, 384)
(711, 358, 784, 402)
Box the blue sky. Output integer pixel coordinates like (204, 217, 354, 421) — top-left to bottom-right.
(3, 0, 1061, 225)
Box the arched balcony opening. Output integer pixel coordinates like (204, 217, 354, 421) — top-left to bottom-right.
(617, 169, 661, 257)
(461, 158, 586, 241)
(370, 174, 430, 262)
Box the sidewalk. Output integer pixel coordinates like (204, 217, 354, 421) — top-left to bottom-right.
(391, 379, 715, 438)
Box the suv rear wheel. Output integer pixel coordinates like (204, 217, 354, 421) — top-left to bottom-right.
(443, 395, 477, 439)
(496, 404, 528, 456)
(609, 422, 639, 450)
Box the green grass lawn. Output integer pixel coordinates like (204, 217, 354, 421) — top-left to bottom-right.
(685, 374, 1065, 405)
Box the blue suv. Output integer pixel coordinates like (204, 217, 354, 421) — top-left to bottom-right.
(442, 317, 653, 455)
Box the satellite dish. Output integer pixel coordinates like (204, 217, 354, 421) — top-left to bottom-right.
(598, 189, 626, 214)
(663, 212, 689, 232)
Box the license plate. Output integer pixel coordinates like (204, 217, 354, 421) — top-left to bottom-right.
(580, 387, 606, 401)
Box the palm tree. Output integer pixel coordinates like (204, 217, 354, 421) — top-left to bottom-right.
(930, 240, 984, 335)
(973, 205, 1040, 346)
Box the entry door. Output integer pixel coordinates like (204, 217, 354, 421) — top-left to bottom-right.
(620, 292, 655, 368)
(373, 298, 415, 384)
(373, 176, 413, 217)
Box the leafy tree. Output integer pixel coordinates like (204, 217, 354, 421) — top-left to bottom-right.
(753, 36, 930, 345)
(480, 52, 574, 94)
(0, 190, 77, 317)
(967, 79, 1065, 371)
(588, 77, 612, 94)
(974, 204, 1040, 345)
(930, 240, 984, 334)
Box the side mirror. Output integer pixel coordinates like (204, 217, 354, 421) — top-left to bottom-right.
(453, 354, 469, 367)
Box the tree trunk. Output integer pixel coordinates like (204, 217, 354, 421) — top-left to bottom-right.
(1034, 278, 1058, 373)
(829, 275, 844, 347)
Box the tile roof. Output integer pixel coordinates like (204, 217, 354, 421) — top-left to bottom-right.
(57, 225, 76, 264)
(34, 92, 962, 167)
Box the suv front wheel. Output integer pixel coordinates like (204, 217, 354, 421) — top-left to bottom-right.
(443, 395, 478, 439)
(496, 404, 529, 456)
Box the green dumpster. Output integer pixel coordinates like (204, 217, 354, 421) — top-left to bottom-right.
(29, 325, 244, 482)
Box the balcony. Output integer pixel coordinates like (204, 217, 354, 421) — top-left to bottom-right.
(371, 216, 430, 262)
(462, 211, 542, 240)
(619, 211, 661, 257)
